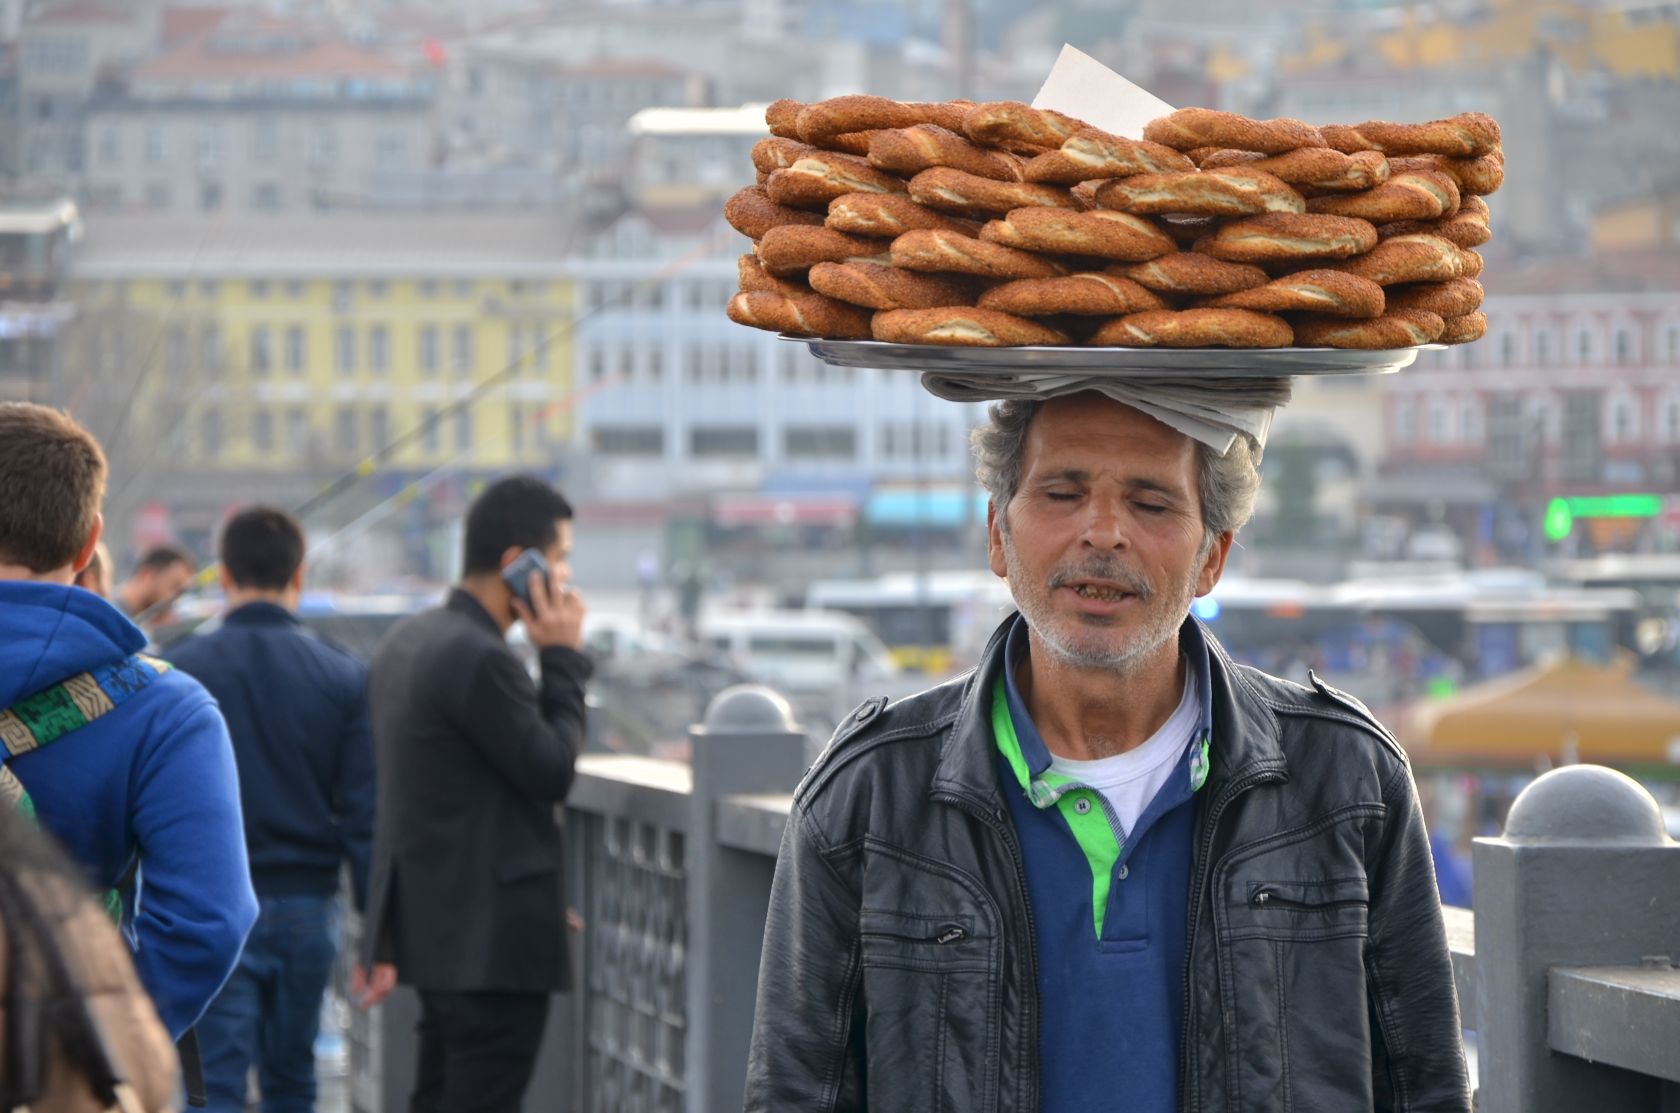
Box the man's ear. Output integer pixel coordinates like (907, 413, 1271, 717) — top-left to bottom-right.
(290, 561, 306, 593)
(987, 501, 1008, 579)
(498, 546, 525, 572)
(71, 513, 104, 575)
(1195, 531, 1234, 598)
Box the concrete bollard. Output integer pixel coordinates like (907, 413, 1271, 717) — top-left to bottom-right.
(1472, 764, 1680, 1113)
(686, 686, 808, 1113)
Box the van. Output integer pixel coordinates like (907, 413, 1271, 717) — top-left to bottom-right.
(699, 609, 900, 697)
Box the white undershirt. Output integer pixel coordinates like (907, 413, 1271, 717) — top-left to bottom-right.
(1045, 662, 1200, 836)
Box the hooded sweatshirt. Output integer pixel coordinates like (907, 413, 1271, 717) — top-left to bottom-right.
(1, 580, 257, 1038)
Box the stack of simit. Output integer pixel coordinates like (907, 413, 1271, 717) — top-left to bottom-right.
(724, 96, 1501, 349)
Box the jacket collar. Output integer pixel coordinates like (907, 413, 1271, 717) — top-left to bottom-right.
(932, 613, 1286, 810)
(224, 601, 299, 626)
(446, 587, 503, 636)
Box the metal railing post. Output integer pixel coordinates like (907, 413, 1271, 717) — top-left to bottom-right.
(1472, 764, 1680, 1112)
(685, 685, 808, 1113)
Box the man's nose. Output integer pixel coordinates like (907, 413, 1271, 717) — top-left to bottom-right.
(1080, 495, 1130, 551)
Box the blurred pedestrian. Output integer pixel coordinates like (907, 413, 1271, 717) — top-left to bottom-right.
(363, 475, 591, 1113)
(116, 543, 197, 636)
(0, 402, 257, 1044)
(166, 506, 387, 1113)
(0, 802, 180, 1112)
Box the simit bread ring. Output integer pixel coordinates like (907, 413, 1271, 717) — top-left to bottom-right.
(1159, 215, 1217, 247)
(1022, 128, 1195, 184)
(1321, 112, 1501, 158)
(1306, 169, 1460, 222)
(1089, 308, 1294, 348)
(1293, 310, 1444, 349)
(765, 155, 907, 209)
(725, 186, 828, 240)
(977, 272, 1167, 316)
(1195, 213, 1378, 262)
(869, 125, 1023, 181)
(726, 290, 873, 339)
(1378, 195, 1491, 247)
(908, 167, 1079, 217)
(826, 192, 980, 238)
(1323, 233, 1466, 285)
(752, 137, 819, 174)
(1389, 152, 1503, 196)
(1116, 252, 1271, 295)
(1205, 269, 1385, 318)
(755, 225, 893, 275)
(891, 228, 1068, 279)
(1199, 148, 1390, 193)
(962, 101, 1091, 153)
(981, 207, 1176, 262)
(1384, 278, 1484, 317)
(765, 99, 804, 138)
(1093, 168, 1304, 216)
(1440, 311, 1487, 345)
(1458, 248, 1484, 279)
(873, 306, 1070, 347)
(807, 261, 978, 310)
(824, 131, 887, 157)
(738, 254, 813, 298)
(795, 95, 926, 145)
(1144, 108, 1326, 154)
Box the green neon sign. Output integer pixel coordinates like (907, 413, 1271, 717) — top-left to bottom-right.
(1544, 494, 1665, 541)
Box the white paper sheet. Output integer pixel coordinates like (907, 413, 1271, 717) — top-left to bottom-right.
(1030, 44, 1177, 141)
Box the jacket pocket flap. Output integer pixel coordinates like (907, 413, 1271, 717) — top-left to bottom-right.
(1246, 877, 1370, 909)
(858, 909, 989, 971)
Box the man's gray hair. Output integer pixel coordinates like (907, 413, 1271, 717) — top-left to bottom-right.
(970, 398, 1263, 542)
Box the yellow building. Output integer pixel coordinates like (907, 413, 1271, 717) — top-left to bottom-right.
(62, 213, 579, 560)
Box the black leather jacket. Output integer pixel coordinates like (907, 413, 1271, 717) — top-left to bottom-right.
(745, 618, 1470, 1113)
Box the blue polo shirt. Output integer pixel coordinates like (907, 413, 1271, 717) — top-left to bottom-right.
(996, 615, 1213, 1113)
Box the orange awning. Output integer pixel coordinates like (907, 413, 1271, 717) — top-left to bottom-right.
(1404, 657, 1680, 768)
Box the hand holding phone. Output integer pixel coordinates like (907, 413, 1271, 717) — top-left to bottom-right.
(504, 548, 586, 649)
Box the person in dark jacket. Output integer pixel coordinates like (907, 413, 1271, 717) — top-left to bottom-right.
(166, 506, 384, 1112)
(0, 403, 256, 1044)
(363, 475, 591, 1113)
(745, 392, 1470, 1113)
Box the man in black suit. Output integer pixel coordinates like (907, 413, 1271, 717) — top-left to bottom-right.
(363, 475, 591, 1113)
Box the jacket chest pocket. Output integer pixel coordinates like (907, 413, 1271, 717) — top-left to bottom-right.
(857, 844, 1002, 1113)
(1211, 807, 1383, 1113)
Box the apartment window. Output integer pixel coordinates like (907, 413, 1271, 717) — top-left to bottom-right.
(308, 124, 337, 166)
(144, 181, 170, 210)
(143, 123, 166, 166)
(200, 325, 222, 372)
(508, 324, 525, 371)
(1575, 327, 1596, 365)
(199, 280, 219, 299)
(1486, 394, 1525, 480)
(166, 326, 187, 372)
(249, 326, 272, 376)
(196, 123, 223, 167)
(1395, 399, 1418, 445)
(419, 279, 438, 298)
(199, 180, 223, 213)
(369, 325, 390, 375)
(252, 182, 281, 211)
(249, 280, 269, 299)
(421, 407, 441, 454)
(285, 326, 306, 375)
(1666, 324, 1680, 365)
(1534, 329, 1553, 368)
(647, 348, 663, 382)
(1498, 332, 1515, 368)
(335, 407, 358, 455)
(369, 406, 389, 453)
(1559, 391, 1602, 482)
(285, 280, 305, 298)
(253, 408, 274, 453)
(375, 127, 407, 161)
(1610, 395, 1637, 444)
(453, 326, 473, 376)
(368, 280, 388, 299)
(332, 282, 352, 313)
(587, 347, 606, 381)
(1614, 328, 1635, 366)
(453, 280, 472, 300)
(199, 407, 222, 459)
(335, 326, 356, 375)
(531, 322, 550, 371)
(785, 425, 856, 460)
(419, 325, 440, 376)
(251, 118, 279, 164)
(1428, 397, 1451, 443)
(286, 407, 309, 456)
(455, 408, 473, 450)
(690, 426, 758, 457)
(95, 124, 119, 167)
(1663, 398, 1680, 444)
(592, 425, 664, 456)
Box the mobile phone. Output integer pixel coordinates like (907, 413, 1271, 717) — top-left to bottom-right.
(501, 548, 550, 608)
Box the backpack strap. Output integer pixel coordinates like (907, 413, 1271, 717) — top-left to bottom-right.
(0, 655, 171, 758)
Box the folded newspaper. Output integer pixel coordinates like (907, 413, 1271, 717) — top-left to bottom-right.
(919, 370, 1292, 454)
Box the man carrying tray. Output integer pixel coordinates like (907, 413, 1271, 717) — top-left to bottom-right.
(745, 381, 1470, 1112)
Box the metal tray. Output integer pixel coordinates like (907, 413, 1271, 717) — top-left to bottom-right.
(795, 337, 1432, 377)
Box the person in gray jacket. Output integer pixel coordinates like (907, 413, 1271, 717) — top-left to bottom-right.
(745, 392, 1469, 1113)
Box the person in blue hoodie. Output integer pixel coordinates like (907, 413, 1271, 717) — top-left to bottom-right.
(0, 401, 258, 1044)
(167, 505, 389, 1113)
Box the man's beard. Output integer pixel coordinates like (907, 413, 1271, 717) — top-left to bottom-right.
(1002, 527, 1203, 674)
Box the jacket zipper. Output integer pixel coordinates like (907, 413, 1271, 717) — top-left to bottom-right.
(1249, 889, 1362, 912)
(934, 789, 1039, 1113)
(1179, 766, 1283, 1113)
(862, 924, 970, 945)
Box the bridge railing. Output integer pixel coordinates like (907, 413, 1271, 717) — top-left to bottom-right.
(350, 686, 1680, 1113)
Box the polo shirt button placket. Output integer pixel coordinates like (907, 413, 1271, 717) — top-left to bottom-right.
(1073, 797, 1092, 815)
(1116, 864, 1129, 881)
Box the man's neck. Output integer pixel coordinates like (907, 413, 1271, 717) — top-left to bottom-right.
(224, 588, 295, 612)
(0, 562, 74, 585)
(459, 575, 514, 633)
(1016, 633, 1186, 762)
